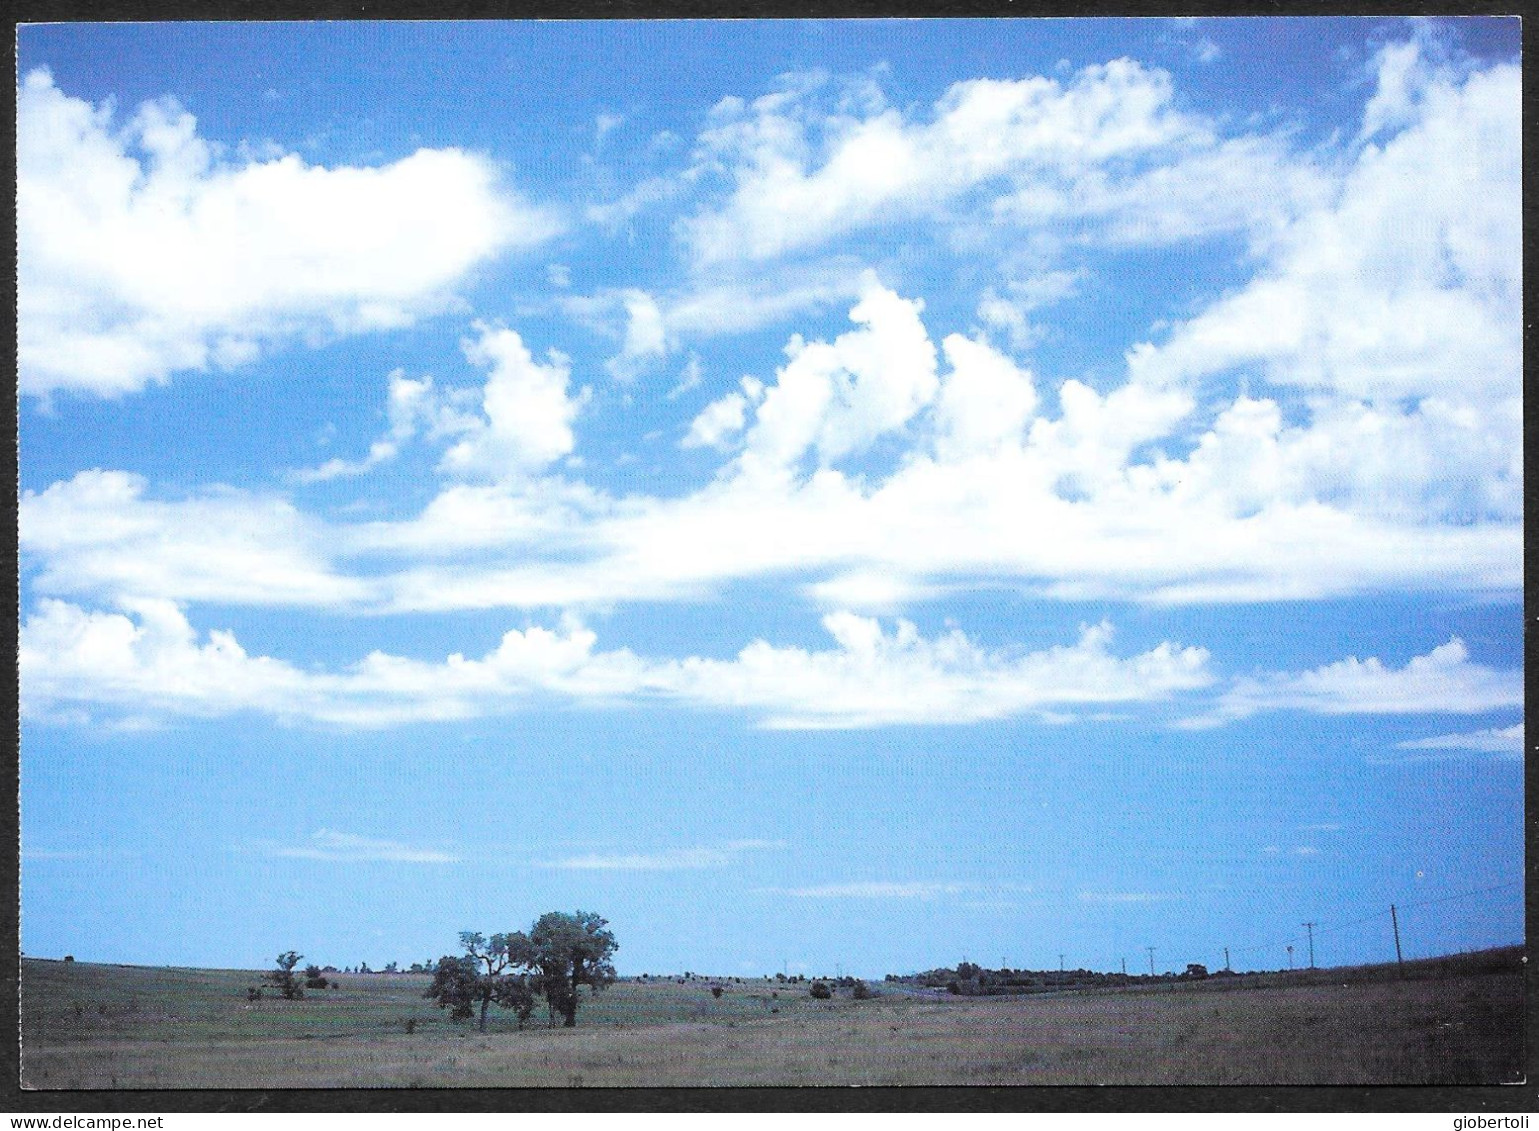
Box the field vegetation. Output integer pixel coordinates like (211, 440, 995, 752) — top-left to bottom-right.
(20, 947, 1524, 1088)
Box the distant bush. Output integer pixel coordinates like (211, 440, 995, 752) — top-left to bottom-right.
(246, 986, 262, 1002)
(63, 955, 74, 963)
(404, 1018, 416, 1034)
(711, 985, 725, 999)
(809, 981, 832, 1000)
(851, 980, 874, 1000)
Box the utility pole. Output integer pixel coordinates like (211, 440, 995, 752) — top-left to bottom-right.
(1286, 945, 1294, 970)
(1059, 953, 1065, 976)
(1146, 947, 1156, 976)
(1391, 904, 1404, 971)
(1121, 957, 1126, 977)
(1224, 947, 1231, 972)
(1303, 922, 1317, 969)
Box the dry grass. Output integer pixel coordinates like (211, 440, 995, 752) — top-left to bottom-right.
(20, 954, 1525, 1088)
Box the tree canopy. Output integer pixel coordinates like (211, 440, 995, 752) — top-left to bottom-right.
(530, 911, 619, 1028)
(424, 914, 617, 1030)
(425, 931, 536, 1032)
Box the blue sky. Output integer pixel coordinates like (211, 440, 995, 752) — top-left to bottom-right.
(18, 18, 1523, 979)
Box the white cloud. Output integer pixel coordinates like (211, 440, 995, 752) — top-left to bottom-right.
(682, 385, 753, 451)
(774, 881, 980, 900)
(19, 470, 372, 608)
(1184, 639, 1523, 729)
(613, 290, 669, 377)
(1392, 723, 1523, 757)
(261, 829, 459, 864)
(542, 840, 783, 871)
(18, 598, 651, 728)
(667, 354, 705, 400)
(664, 614, 1212, 730)
(439, 323, 590, 480)
(682, 60, 1208, 265)
(931, 333, 1039, 461)
(1360, 40, 1431, 140)
(22, 263, 1521, 618)
(561, 288, 671, 381)
(663, 267, 863, 338)
(290, 368, 439, 483)
(1077, 891, 1183, 903)
(20, 599, 1210, 731)
(1126, 48, 1520, 406)
(18, 69, 560, 397)
(724, 276, 939, 478)
(20, 596, 315, 724)
(17, 46, 1520, 618)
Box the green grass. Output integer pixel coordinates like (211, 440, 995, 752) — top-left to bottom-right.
(19, 950, 1526, 1088)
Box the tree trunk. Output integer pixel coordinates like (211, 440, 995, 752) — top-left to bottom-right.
(479, 989, 490, 1032)
(563, 968, 580, 1026)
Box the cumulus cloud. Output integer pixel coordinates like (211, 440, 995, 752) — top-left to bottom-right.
(666, 614, 1212, 729)
(1183, 639, 1523, 729)
(20, 600, 1211, 731)
(682, 385, 754, 451)
(700, 275, 940, 478)
(21, 261, 1521, 617)
(17, 69, 560, 397)
(16, 42, 1520, 627)
(1125, 45, 1520, 411)
(439, 323, 590, 480)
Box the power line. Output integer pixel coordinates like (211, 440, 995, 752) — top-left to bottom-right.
(1396, 880, 1520, 913)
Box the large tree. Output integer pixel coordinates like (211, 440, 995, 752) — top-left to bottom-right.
(425, 931, 536, 1032)
(529, 911, 618, 1028)
(264, 951, 304, 999)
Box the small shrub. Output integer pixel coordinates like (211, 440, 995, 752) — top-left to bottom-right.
(405, 1018, 416, 1034)
(330, 980, 340, 990)
(62, 955, 74, 963)
(711, 985, 724, 999)
(809, 981, 832, 1000)
(851, 980, 874, 1000)
(246, 986, 262, 1002)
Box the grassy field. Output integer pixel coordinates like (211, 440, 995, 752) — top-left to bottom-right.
(19, 949, 1526, 1088)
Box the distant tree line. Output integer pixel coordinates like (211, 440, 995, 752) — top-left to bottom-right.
(888, 961, 1217, 996)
